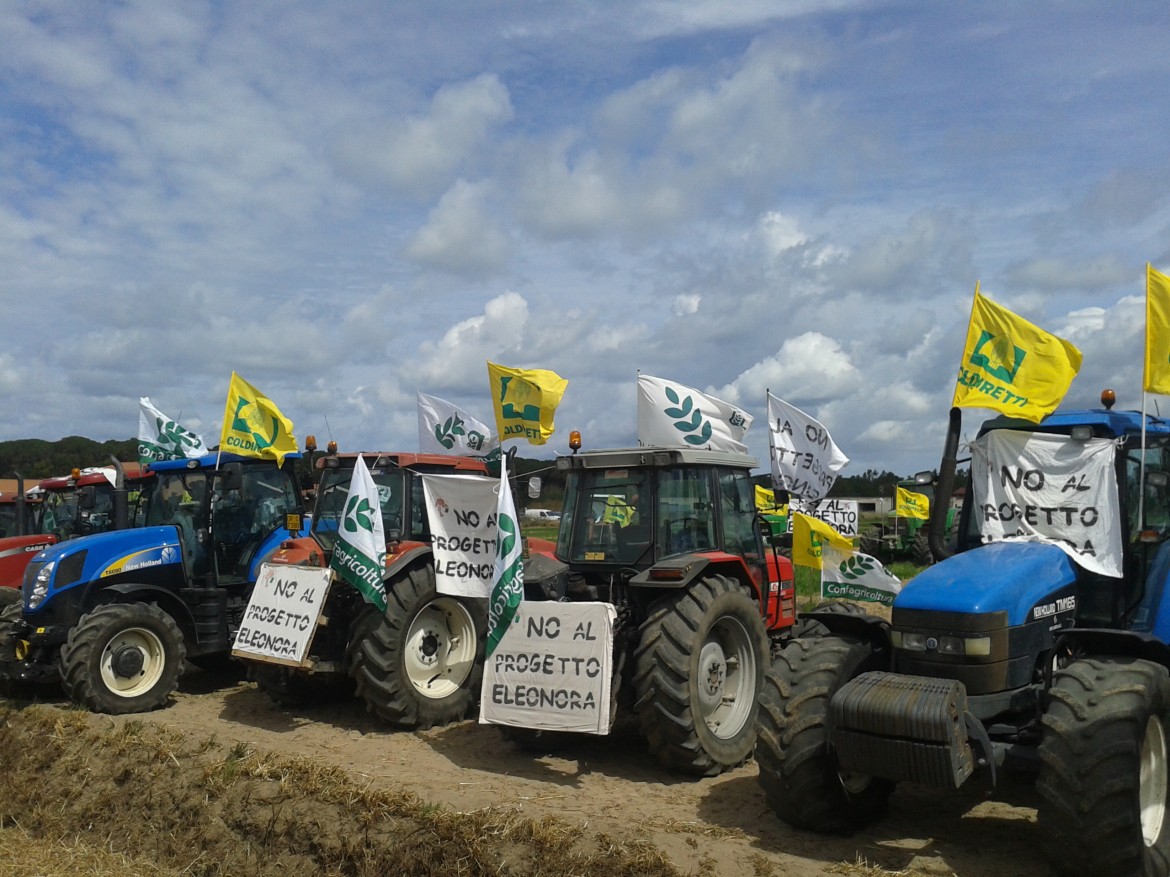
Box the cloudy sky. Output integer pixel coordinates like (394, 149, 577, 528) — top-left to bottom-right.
(4, 1, 1170, 477)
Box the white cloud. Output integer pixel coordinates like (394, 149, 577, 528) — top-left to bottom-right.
(404, 180, 510, 275)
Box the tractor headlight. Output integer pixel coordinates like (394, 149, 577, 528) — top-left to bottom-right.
(892, 630, 991, 656)
(891, 631, 928, 651)
(28, 560, 54, 609)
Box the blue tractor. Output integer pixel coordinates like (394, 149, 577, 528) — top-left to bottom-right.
(0, 451, 304, 715)
(756, 390, 1170, 877)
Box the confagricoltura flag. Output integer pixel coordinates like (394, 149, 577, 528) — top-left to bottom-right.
(485, 456, 523, 659)
(219, 372, 298, 465)
(951, 285, 1081, 423)
(138, 396, 206, 465)
(329, 454, 388, 611)
(636, 373, 752, 453)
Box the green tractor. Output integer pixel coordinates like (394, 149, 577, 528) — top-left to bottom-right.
(858, 478, 954, 566)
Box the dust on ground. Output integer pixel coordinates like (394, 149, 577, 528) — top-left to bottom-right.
(0, 665, 1053, 877)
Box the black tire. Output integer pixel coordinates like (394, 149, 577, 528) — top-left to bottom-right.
(1037, 656, 1170, 877)
(756, 635, 894, 832)
(0, 602, 54, 700)
(0, 588, 21, 609)
(355, 562, 485, 729)
(792, 600, 873, 638)
(911, 529, 933, 566)
(633, 574, 769, 776)
(60, 603, 186, 715)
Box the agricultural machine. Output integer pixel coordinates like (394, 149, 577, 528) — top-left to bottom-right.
(0, 463, 150, 605)
(756, 390, 1170, 877)
(512, 444, 797, 776)
(249, 450, 498, 730)
(0, 451, 304, 714)
(857, 477, 954, 566)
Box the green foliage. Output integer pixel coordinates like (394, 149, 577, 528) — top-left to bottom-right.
(0, 436, 138, 479)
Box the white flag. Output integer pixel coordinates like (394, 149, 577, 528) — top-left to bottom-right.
(767, 393, 849, 503)
(486, 456, 524, 659)
(138, 397, 206, 465)
(821, 542, 901, 606)
(417, 392, 500, 459)
(636, 374, 753, 453)
(330, 455, 388, 611)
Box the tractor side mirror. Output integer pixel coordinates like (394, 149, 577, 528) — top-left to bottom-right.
(528, 476, 542, 499)
(78, 485, 97, 510)
(220, 462, 244, 492)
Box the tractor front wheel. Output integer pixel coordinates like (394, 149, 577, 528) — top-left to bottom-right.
(60, 603, 186, 715)
(1037, 656, 1170, 877)
(756, 635, 894, 832)
(355, 562, 485, 729)
(633, 574, 769, 776)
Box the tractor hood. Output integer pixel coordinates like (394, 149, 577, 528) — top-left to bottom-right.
(895, 541, 1078, 627)
(31, 526, 180, 567)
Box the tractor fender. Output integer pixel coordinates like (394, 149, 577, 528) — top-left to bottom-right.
(85, 582, 196, 633)
(384, 544, 433, 581)
(1051, 628, 1170, 676)
(629, 553, 764, 602)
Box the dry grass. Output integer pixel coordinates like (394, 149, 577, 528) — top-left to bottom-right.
(0, 704, 682, 877)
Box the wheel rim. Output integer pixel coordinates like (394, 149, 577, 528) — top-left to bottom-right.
(99, 626, 167, 698)
(695, 614, 756, 739)
(1141, 714, 1168, 847)
(403, 597, 477, 699)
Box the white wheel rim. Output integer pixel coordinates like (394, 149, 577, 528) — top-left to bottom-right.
(1141, 714, 1168, 847)
(403, 597, 477, 699)
(99, 626, 166, 698)
(696, 615, 756, 739)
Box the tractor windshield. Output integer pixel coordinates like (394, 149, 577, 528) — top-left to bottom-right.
(312, 466, 407, 552)
(558, 466, 721, 565)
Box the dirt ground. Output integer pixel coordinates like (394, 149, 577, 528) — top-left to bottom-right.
(5, 662, 1052, 877)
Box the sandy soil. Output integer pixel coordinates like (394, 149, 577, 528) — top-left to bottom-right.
(70, 664, 1056, 877)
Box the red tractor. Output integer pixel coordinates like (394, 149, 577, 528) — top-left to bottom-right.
(249, 450, 505, 729)
(0, 463, 150, 605)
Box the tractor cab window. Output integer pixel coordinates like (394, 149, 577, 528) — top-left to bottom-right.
(718, 468, 760, 561)
(657, 468, 715, 557)
(40, 490, 79, 539)
(313, 465, 406, 551)
(408, 472, 427, 537)
(211, 466, 300, 580)
(561, 468, 651, 564)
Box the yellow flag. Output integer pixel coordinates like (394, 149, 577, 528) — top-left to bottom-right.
(1146, 264, 1170, 395)
(895, 486, 930, 520)
(487, 362, 568, 446)
(219, 372, 298, 466)
(951, 284, 1082, 422)
(792, 512, 853, 570)
(755, 485, 780, 512)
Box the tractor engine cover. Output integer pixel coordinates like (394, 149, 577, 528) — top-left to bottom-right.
(830, 671, 975, 788)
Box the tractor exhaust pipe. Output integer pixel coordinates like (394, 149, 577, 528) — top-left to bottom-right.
(928, 408, 962, 562)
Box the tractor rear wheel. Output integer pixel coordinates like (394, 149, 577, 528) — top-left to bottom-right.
(60, 603, 186, 715)
(756, 635, 894, 832)
(355, 562, 485, 729)
(0, 588, 21, 609)
(1037, 656, 1170, 877)
(633, 574, 769, 776)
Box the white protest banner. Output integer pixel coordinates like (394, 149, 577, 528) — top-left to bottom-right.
(637, 374, 752, 453)
(970, 429, 1122, 577)
(793, 498, 859, 538)
(417, 392, 500, 459)
(767, 393, 848, 503)
(821, 543, 901, 606)
(232, 563, 331, 666)
(421, 472, 500, 598)
(479, 601, 616, 734)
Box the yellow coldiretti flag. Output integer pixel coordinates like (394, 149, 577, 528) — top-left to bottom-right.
(895, 486, 930, 520)
(1145, 264, 1170, 395)
(487, 362, 568, 446)
(952, 284, 1082, 423)
(792, 512, 853, 570)
(219, 372, 298, 465)
(755, 484, 780, 511)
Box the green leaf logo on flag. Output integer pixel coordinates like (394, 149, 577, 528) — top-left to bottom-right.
(486, 459, 524, 658)
(330, 456, 388, 611)
(663, 385, 714, 445)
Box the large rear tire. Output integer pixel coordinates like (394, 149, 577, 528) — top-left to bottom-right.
(633, 574, 769, 776)
(0, 588, 21, 609)
(60, 603, 186, 715)
(1037, 656, 1170, 877)
(355, 562, 485, 729)
(756, 635, 894, 832)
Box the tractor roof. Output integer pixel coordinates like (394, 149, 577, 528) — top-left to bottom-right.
(147, 451, 301, 473)
(315, 452, 488, 473)
(557, 446, 758, 472)
(979, 407, 1170, 441)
